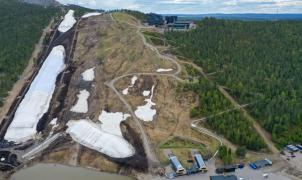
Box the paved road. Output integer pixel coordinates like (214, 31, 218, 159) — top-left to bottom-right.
(22, 133, 64, 160)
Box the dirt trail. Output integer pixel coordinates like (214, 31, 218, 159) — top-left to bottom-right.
(191, 103, 252, 156)
(179, 59, 279, 154)
(0, 19, 54, 122)
(106, 14, 225, 166)
(218, 86, 279, 154)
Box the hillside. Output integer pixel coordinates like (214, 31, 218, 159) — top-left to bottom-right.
(165, 18, 302, 147)
(0, 0, 59, 107)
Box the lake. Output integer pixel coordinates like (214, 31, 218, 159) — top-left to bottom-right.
(11, 163, 133, 180)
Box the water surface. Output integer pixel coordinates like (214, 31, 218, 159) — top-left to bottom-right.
(11, 163, 133, 180)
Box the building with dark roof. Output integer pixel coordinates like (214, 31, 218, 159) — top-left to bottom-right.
(210, 175, 238, 180)
(249, 158, 272, 169)
(216, 165, 237, 174)
(147, 13, 164, 27)
(165, 16, 178, 24)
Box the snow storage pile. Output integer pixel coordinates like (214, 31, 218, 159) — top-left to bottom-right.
(58, 10, 76, 33)
(98, 110, 130, 137)
(70, 90, 90, 113)
(66, 120, 135, 158)
(5, 46, 66, 143)
(81, 67, 95, 81)
(82, 12, 102, 19)
(135, 85, 156, 121)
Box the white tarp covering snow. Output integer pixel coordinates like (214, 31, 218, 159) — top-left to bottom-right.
(82, 12, 102, 19)
(5, 46, 66, 143)
(98, 110, 130, 137)
(81, 67, 95, 81)
(58, 10, 76, 33)
(66, 120, 135, 158)
(70, 90, 90, 113)
(122, 75, 138, 95)
(135, 85, 156, 121)
(156, 68, 173, 72)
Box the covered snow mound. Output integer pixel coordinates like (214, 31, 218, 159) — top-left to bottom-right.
(66, 120, 135, 158)
(58, 10, 76, 33)
(81, 67, 95, 81)
(156, 68, 173, 72)
(98, 110, 130, 137)
(70, 90, 90, 113)
(82, 12, 102, 19)
(135, 85, 156, 121)
(5, 46, 66, 143)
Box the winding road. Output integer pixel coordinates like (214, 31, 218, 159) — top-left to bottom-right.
(105, 14, 227, 167)
(105, 13, 279, 172)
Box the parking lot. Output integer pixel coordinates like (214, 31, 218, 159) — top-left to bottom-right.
(153, 156, 297, 180)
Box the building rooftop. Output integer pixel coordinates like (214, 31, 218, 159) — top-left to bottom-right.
(194, 154, 206, 168)
(169, 155, 184, 170)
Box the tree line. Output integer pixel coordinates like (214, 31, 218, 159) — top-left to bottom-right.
(178, 79, 266, 151)
(0, 0, 59, 106)
(166, 18, 302, 147)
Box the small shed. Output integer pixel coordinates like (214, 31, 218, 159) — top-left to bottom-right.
(194, 153, 207, 172)
(169, 155, 186, 175)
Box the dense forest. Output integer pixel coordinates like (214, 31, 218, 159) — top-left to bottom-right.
(178, 79, 266, 151)
(0, 0, 59, 106)
(166, 18, 302, 147)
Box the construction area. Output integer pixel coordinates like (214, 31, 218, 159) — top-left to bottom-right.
(0, 9, 301, 180)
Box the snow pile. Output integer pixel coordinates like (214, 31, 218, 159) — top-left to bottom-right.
(156, 68, 173, 72)
(58, 10, 76, 33)
(82, 12, 102, 19)
(70, 90, 90, 113)
(131, 76, 138, 85)
(81, 67, 95, 81)
(135, 85, 156, 121)
(122, 75, 138, 95)
(50, 118, 58, 128)
(66, 120, 135, 158)
(142, 90, 151, 97)
(49, 118, 58, 136)
(5, 46, 66, 143)
(122, 88, 129, 95)
(98, 110, 130, 137)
